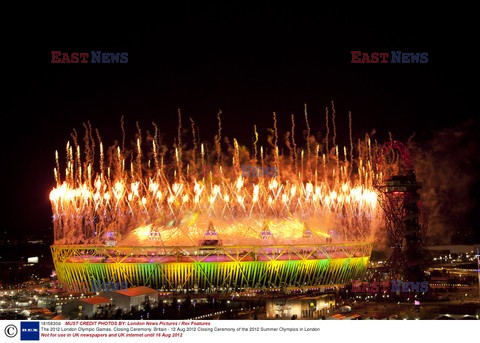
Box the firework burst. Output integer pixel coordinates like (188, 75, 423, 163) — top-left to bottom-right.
(50, 106, 396, 247)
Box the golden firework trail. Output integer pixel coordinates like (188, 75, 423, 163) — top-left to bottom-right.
(49, 106, 396, 247)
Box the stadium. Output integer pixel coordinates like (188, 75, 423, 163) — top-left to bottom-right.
(50, 111, 389, 292)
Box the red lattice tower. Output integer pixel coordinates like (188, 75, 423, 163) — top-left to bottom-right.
(376, 141, 429, 281)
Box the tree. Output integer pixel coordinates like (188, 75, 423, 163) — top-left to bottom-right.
(184, 295, 191, 309)
(114, 308, 123, 319)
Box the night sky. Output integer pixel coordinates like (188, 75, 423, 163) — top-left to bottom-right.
(4, 5, 479, 243)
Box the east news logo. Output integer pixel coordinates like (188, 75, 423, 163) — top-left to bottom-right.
(20, 322, 40, 341)
(51, 51, 128, 63)
(351, 51, 428, 63)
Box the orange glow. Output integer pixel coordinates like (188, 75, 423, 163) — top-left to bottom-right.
(50, 115, 395, 246)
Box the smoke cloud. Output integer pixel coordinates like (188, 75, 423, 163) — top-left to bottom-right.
(409, 119, 480, 245)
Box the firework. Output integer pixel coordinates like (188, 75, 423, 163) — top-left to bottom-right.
(50, 110, 389, 246)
